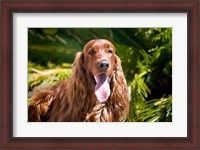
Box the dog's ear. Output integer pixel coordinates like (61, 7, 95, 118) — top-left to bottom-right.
(112, 54, 124, 80)
(110, 54, 130, 121)
(71, 52, 85, 78)
(54, 52, 87, 121)
(114, 54, 122, 70)
(72, 52, 84, 69)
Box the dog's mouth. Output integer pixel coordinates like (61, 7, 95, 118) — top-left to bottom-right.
(93, 73, 110, 103)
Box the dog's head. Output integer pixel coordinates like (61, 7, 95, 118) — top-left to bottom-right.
(73, 39, 123, 103)
(83, 39, 117, 103)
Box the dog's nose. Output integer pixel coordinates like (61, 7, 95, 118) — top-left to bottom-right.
(98, 60, 110, 71)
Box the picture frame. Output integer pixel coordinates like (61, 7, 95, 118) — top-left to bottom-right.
(0, 0, 199, 149)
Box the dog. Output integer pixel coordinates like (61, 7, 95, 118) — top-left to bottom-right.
(28, 39, 129, 122)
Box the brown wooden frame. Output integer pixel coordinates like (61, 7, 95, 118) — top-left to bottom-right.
(0, 0, 199, 149)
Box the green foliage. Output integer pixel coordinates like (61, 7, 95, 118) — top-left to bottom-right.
(28, 62, 72, 98)
(128, 28, 172, 122)
(28, 28, 172, 122)
(129, 72, 172, 122)
(137, 96, 172, 122)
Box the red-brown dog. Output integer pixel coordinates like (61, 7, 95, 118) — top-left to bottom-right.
(28, 39, 129, 122)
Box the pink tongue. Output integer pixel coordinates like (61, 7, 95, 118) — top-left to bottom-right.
(94, 74, 110, 103)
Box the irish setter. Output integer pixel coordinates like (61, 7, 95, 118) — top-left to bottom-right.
(28, 39, 130, 122)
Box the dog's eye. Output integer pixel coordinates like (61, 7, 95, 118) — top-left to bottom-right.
(108, 49, 113, 54)
(89, 49, 95, 55)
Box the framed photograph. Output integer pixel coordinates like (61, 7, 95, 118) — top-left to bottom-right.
(1, 0, 199, 149)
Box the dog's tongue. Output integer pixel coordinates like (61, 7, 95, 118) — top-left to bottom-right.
(94, 74, 110, 103)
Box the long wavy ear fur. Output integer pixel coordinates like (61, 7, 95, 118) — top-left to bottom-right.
(70, 52, 87, 101)
(53, 52, 89, 121)
(71, 52, 85, 79)
(109, 55, 130, 121)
